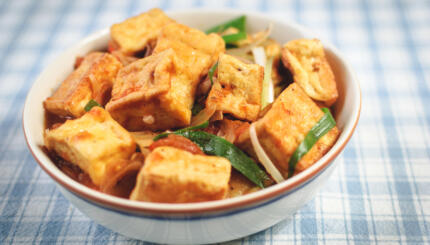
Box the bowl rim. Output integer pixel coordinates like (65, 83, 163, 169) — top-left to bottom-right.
(22, 8, 361, 215)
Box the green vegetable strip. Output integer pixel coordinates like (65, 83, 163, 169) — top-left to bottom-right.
(191, 62, 218, 115)
(153, 121, 209, 141)
(176, 131, 270, 188)
(288, 108, 336, 177)
(261, 57, 274, 109)
(84, 99, 101, 112)
(205, 15, 247, 45)
(153, 121, 269, 187)
(205, 15, 246, 34)
(191, 102, 205, 116)
(221, 32, 247, 44)
(209, 61, 218, 85)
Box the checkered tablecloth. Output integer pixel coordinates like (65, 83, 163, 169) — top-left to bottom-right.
(1, 0, 429, 244)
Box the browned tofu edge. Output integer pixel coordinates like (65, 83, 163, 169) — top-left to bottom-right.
(130, 146, 231, 203)
(44, 107, 136, 186)
(237, 83, 339, 178)
(281, 39, 338, 106)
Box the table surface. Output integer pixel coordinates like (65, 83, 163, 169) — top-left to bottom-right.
(1, 0, 429, 244)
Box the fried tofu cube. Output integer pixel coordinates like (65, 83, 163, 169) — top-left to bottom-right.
(153, 22, 225, 84)
(44, 52, 122, 118)
(281, 39, 338, 106)
(237, 83, 339, 177)
(130, 146, 231, 203)
(206, 54, 263, 121)
(106, 49, 195, 131)
(106, 23, 225, 131)
(110, 8, 174, 55)
(44, 107, 136, 186)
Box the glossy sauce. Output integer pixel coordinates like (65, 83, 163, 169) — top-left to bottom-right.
(42, 146, 98, 190)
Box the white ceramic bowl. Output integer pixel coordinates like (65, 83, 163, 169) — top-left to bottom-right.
(23, 9, 361, 244)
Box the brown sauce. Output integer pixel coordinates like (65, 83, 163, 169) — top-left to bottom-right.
(42, 146, 98, 190)
(44, 110, 70, 130)
(42, 146, 141, 198)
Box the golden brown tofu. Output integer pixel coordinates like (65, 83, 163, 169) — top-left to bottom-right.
(110, 8, 174, 55)
(153, 22, 225, 84)
(106, 23, 224, 131)
(206, 54, 263, 121)
(237, 83, 339, 178)
(227, 170, 260, 198)
(281, 39, 338, 106)
(44, 107, 136, 186)
(106, 49, 197, 131)
(130, 146, 231, 203)
(44, 52, 122, 118)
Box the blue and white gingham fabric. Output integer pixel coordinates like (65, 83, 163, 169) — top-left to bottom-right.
(1, 0, 429, 244)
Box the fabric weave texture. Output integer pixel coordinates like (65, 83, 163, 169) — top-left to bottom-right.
(0, 0, 429, 244)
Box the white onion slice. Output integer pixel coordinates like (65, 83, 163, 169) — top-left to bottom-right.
(130, 131, 158, 148)
(252, 46, 266, 67)
(226, 23, 273, 57)
(260, 56, 275, 109)
(265, 57, 275, 104)
(249, 123, 284, 183)
(191, 102, 217, 126)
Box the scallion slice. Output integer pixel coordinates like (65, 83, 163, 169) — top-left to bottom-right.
(205, 15, 246, 34)
(206, 16, 247, 45)
(153, 121, 209, 141)
(221, 32, 247, 44)
(252, 46, 266, 66)
(153, 120, 270, 188)
(191, 62, 218, 116)
(191, 103, 205, 116)
(84, 99, 101, 112)
(288, 108, 336, 177)
(261, 56, 274, 109)
(175, 130, 270, 188)
(209, 61, 218, 85)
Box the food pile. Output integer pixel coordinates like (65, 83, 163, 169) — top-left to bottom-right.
(43, 9, 339, 203)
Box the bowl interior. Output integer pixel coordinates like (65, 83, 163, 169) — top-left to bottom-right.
(23, 9, 360, 213)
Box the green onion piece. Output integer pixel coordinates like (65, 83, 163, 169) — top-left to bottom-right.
(152, 120, 270, 187)
(288, 108, 336, 177)
(176, 130, 270, 188)
(221, 32, 247, 44)
(153, 121, 209, 141)
(225, 43, 238, 49)
(209, 61, 218, 85)
(84, 99, 101, 112)
(261, 57, 274, 110)
(191, 62, 218, 115)
(191, 102, 205, 116)
(205, 15, 246, 34)
(191, 62, 218, 116)
(205, 16, 247, 45)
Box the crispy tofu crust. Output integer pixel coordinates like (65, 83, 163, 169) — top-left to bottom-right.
(153, 22, 225, 83)
(110, 8, 174, 55)
(106, 23, 225, 131)
(237, 83, 339, 178)
(206, 54, 263, 121)
(44, 52, 122, 118)
(130, 146, 231, 203)
(281, 39, 338, 106)
(44, 107, 136, 186)
(106, 49, 197, 131)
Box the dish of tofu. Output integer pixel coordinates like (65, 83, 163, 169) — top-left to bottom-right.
(42, 8, 340, 204)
